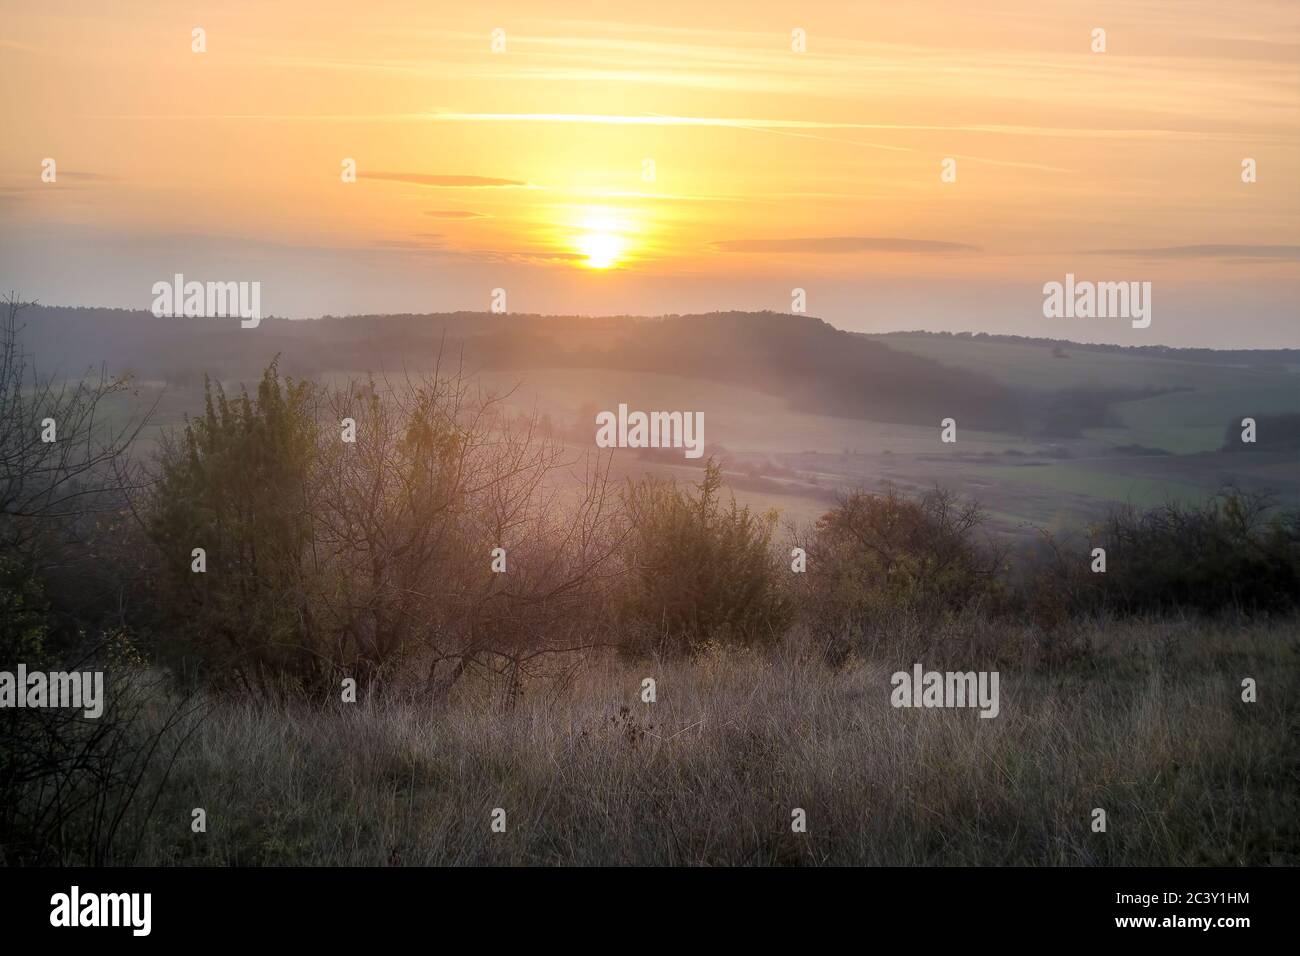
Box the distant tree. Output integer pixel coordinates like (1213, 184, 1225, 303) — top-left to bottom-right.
(1222, 413, 1300, 452)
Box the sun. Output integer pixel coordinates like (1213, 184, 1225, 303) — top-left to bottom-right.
(577, 230, 625, 269)
(569, 206, 633, 269)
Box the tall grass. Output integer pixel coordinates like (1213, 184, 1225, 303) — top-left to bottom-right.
(118, 615, 1297, 866)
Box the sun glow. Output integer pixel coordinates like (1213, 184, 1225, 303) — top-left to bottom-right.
(577, 230, 625, 269)
(571, 207, 634, 269)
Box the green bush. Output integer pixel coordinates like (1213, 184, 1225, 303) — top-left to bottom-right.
(619, 461, 789, 655)
(148, 362, 320, 693)
(1090, 488, 1300, 615)
(796, 486, 1005, 647)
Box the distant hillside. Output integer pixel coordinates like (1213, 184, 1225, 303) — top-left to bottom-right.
(468, 312, 1025, 431)
(22, 305, 1298, 439)
(868, 330, 1300, 368)
(863, 328, 1300, 446)
(17, 306, 1026, 432)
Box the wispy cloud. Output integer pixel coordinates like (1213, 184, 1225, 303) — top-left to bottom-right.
(424, 210, 490, 219)
(713, 236, 979, 255)
(1083, 244, 1300, 260)
(422, 112, 1168, 137)
(1, 170, 116, 192)
(478, 249, 587, 264)
(360, 173, 526, 188)
(83, 109, 1273, 148)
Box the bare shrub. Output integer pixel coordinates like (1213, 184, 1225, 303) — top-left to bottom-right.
(0, 295, 191, 864)
(148, 359, 625, 702)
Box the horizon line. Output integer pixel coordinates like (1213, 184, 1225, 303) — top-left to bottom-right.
(15, 301, 1300, 354)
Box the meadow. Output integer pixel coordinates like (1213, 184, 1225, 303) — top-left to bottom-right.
(120, 615, 1297, 866)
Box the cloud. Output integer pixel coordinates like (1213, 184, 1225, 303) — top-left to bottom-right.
(420, 112, 1233, 145)
(0, 39, 42, 55)
(360, 172, 526, 188)
(424, 210, 489, 219)
(1083, 244, 1300, 261)
(504, 250, 586, 263)
(368, 241, 583, 264)
(454, 248, 586, 264)
(712, 236, 979, 255)
(0, 170, 116, 195)
(371, 236, 446, 254)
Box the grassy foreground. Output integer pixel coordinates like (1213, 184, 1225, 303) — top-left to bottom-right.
(130, 616, 1297, 866)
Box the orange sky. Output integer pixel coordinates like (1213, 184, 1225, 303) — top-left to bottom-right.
(2, 0, 1298, 345)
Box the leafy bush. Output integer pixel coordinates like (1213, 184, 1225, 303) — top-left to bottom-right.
(619, 461, 788, 655)
(148, 362, 319, 693)
(1091, 489, 1299, 615)
(795, 486, 1005, 653)
(1019, 488, 1300, 621)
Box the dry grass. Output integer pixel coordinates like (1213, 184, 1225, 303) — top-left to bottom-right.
(125, 616, 1298, 866)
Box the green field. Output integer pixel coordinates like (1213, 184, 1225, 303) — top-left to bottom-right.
(872, 333, 1300, 455)
(869, 333, 1298, 393)
(1103, 383, 1300, 453)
